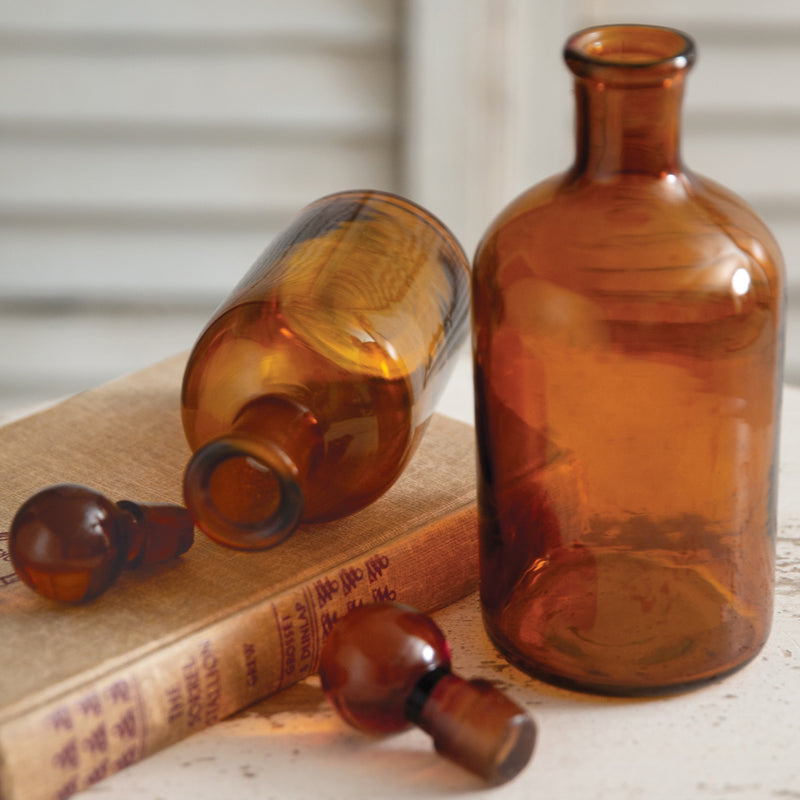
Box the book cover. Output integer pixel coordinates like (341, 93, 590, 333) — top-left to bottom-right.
(0, 355, 478, 800)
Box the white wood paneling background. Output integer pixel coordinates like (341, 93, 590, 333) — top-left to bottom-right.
(1, 0, 799, 420)
(0, 0, 401, 417)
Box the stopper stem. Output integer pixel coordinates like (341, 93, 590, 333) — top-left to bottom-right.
(414, 672, 536, 785)
(118, 501, 195, 568)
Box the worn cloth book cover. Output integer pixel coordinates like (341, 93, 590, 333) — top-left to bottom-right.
(0, 354, 478, 800)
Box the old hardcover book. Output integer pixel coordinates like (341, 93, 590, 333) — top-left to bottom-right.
(0, 355, 478, 800)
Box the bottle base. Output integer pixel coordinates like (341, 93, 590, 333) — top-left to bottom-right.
(481, 547, 769, 696)
(483, 619, 761, 697)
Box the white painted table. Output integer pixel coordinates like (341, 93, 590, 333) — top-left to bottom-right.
(71, 353, 800, 800)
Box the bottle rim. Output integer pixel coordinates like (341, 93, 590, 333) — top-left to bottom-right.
(564, 24, 696, 83)
(183, 435, 304, 551)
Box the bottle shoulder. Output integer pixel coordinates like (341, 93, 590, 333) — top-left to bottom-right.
(474, 169, 784, 289)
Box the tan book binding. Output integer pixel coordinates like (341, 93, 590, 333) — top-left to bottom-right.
(0, 354, 478, 800)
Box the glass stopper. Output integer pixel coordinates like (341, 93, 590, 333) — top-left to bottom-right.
(319, 602, 536, 784)
(8, 483, 194, 603)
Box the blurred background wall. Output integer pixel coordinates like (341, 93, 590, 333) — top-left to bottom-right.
(1, 0, 798, 418)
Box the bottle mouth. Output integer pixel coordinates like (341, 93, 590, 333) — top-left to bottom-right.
(183, 436, 304, 550)
(565, 24, 696, 84)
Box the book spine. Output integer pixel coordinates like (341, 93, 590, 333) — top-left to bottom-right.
(0, 504, 477, 800)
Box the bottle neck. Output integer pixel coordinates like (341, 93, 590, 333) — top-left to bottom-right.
(183, 395, 323, 550)
(563, 24, 695, 180)
(571, 74, 686, 179)
(231, 395, 322, 483)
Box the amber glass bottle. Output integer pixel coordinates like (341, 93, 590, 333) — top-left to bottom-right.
(182, 190, 470, 550)
(472, 25, 785, 693)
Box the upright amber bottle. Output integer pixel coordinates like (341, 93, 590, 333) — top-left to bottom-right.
(472, 25, 785, 693)
(182, 190, 470, 550)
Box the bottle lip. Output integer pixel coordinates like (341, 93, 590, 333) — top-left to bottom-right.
(183, 435, 304, 551)
(564, 24, 696, 83)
